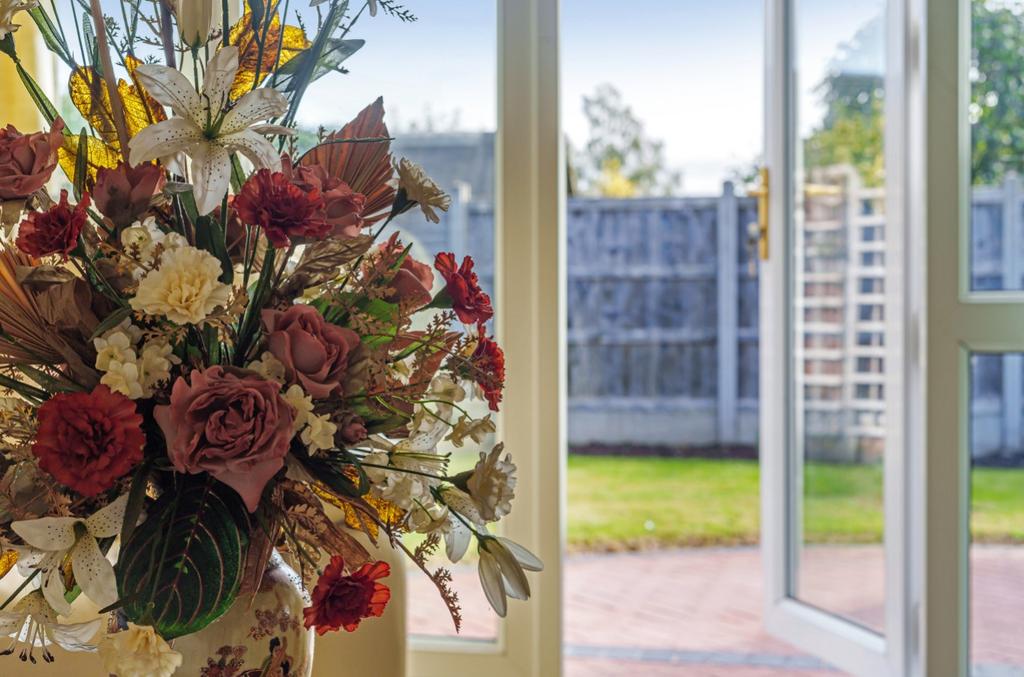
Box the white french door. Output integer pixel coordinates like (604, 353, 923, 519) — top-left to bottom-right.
(762, 0, 1023, 675)
(760, 0, 911, 675)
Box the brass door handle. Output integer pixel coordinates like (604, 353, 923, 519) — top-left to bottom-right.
(747, 167, 769, 260)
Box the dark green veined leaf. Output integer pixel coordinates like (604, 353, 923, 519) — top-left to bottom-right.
(116, 478, 250, 640)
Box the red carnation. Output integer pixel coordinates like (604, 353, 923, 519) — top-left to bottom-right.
(16, 189, 90, 260)
(234, 168, 330, 248)
(434, 252, 493, 324)
(470, 323, 505, 411)
(32, 385, 145, 497)
(303, 556, 391, 635)
(283, 156, 367, 239)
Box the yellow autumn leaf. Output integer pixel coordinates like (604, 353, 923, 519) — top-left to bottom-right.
(0, 550, 17, 580)
(312, 480, 405, 540)
(57, 133, 121, 187)
(68, 56, 167, 152)
(228, 5, 310, 100)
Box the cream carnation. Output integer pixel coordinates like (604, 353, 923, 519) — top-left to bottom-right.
(99, 624, 182, 677)
(396, 157, 451, 224)
(130, 244, 232, 324)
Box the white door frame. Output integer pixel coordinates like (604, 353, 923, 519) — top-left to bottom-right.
(409, 0, 565, 675)
(907, 0, 1020, 674)
(760, 0, 911, 674)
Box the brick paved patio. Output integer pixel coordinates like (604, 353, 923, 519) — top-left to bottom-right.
(408, 545, 1024, 676)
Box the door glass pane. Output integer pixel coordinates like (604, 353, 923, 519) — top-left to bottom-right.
(297, 1, 499, 644)
(791, 0, 888, 634)
(969, 353, 1024, 675)
(969, 1, 1024, 291)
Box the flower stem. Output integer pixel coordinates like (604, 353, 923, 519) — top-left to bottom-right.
(88, 0, 131, 162)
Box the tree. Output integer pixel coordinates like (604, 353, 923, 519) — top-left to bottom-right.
(806, 0, 1024, 186)
(970, 0, 1024, 184)
(572, 84, 680, 197)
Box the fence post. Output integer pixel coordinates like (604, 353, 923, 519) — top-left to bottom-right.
(717, 181, 739, 445)
(1002, 172, 1022, 455)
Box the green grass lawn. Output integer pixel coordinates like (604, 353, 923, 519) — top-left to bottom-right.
(567, 456, 1024, 551)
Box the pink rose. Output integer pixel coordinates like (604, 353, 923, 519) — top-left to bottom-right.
(262, 305, 361, 400)
(376, 234, 434, 309)
(154, 366, 295, 512)
(0, 118, 65, 200)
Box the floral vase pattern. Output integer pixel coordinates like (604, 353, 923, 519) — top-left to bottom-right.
(172, 553, 314, 677)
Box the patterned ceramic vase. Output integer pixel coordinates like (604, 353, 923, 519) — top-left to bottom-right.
(172, 552, 315, 677)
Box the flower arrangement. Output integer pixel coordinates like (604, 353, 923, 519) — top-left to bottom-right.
(0, 0, 539, 671)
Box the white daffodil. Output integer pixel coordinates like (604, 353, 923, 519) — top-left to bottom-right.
(11, 494, 129, 615)
(129, 46, 291, 214)
(0, 590, 101, 663)
(477, 536, 542, 618)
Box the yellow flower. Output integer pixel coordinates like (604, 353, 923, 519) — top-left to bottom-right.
(249, 351, 287, 383)
(301, 413, 337, 454)
(98, 624, 182, 677)
(130, 245, 232, 325)
(100, 358, 144, 399)
(283, 383, 314, 430)
(396, 157, 451, 224)
(93, 330, 135, 372)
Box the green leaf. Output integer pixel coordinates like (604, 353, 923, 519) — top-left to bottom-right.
(89, 306, 132, 340)
(116, 478, 250, 640)
(272, 38, 364, 93)
(365, 414, 410, 435)
(293, 442, 368, 498)
(73, 128, 89, 201)
(15, 63, 59, 124)
(0, 33, 14, 60)
(28, 7, 75, 68)
(120, 462, 151, 546)
(195, 215, 234, 284)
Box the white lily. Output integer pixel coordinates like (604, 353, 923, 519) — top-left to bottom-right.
(0, 590, 101, 663)
(129, 46, 291, 215)
(11, 494, 129, 615)
(437, 486, 483, 563)
(477, 536, 543, 618)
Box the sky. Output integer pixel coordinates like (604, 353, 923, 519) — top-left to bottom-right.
(65, 0, 884, 196)
(299, 0, 887, 195)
